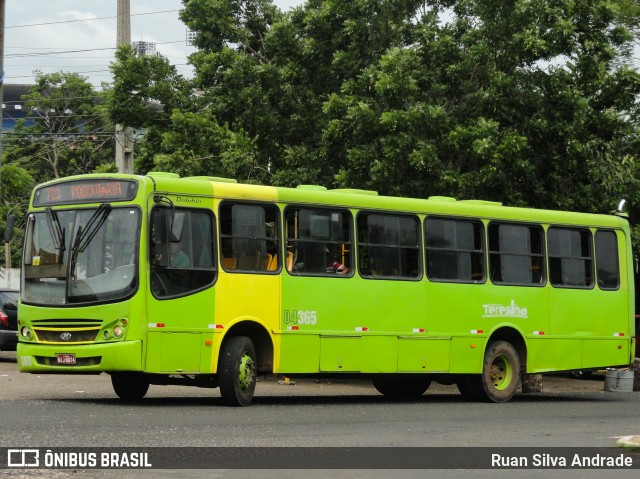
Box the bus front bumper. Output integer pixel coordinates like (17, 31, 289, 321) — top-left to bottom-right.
(17, 340, 143, 373)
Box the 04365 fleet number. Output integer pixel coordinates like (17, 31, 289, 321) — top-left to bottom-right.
(283, 310, 317, 325)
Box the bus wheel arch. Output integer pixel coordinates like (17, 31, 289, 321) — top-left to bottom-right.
(457, 327, 526, 403)
(217, 320, 274, 407)
(222, 320, 274, 375)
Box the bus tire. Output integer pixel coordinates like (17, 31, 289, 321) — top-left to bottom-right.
(219, 336, 257, 407)
(111, 372, 150, 401)
(478, 340, 520, 403)
(456, 374, 483, 401)
(372, 375, 431, 399)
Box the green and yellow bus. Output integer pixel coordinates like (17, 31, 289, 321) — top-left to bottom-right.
(13, 173, 635, 405)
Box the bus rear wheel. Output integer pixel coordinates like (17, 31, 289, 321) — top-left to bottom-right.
(457, 341, 520, 403)
(111, 372, 150, 401)
(372, 375, 431, 399)
(219, 336, 257, 407)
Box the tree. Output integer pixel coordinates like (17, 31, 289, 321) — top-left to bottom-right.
(0, 164, 34, 267)
(107, 44, 194, 173)
(109, 0, 639, 220)
(318, 0, 640, 213)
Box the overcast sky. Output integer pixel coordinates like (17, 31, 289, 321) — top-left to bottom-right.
(3, 0, 305, 89)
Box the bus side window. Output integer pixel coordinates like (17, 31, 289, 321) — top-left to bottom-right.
(488, 223, 545, 286)
(285, 207, 352, 277)
(548, 227, 593, 288)
(357, 213, 421, 280)
(150, 208, 216, 298)
(425, 217, 485, 283)
(219, 202, 280, 273)
(595, 230, 619, 290)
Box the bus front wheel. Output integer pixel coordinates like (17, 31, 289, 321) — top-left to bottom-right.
(219, 336, 257, 407)
(111, 372, 150, 401)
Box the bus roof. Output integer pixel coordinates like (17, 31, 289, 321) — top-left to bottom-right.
(33, 172, 628, 230)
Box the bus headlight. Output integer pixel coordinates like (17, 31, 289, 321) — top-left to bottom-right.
(103, 330, 110, 339)
(20, 326, 32, 339)
(113, 326, 123, 338)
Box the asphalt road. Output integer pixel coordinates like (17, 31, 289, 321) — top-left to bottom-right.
(1, 351, 639, 479)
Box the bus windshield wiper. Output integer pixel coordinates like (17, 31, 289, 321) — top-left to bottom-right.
(69, 204, 112, 279)
(45, 207, 66, 264)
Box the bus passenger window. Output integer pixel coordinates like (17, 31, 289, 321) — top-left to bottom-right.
(150, 208, 216, 298)
(425, 217, 484, 283)
(548, 227, 593, 288)
(219, 202, 280, 273)
(595, 230, 619, 290)
(357, 213, 421, 280)
(488, 223, 544, 286)
(285, 207, 352, 277)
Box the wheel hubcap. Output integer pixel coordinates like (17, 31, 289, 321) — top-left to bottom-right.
(238, 353, 255, 392)
(490, 354, 511, 390)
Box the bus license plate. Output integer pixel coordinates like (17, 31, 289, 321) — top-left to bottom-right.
(57, 354, 76, 365)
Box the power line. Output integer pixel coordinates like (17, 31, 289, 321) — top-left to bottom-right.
(5, 40, 185, 58)
(6, 9, 181, 29)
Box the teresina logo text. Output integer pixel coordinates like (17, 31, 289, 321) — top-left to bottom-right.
(482, 300, 528, 319)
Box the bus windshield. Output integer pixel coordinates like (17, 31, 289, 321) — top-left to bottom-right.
(22, 206, 140, 305)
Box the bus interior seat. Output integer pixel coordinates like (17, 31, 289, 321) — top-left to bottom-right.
(286, 251, 295, 271)
(237, 251, 262, 270)
(222, 257, 237, 270)
(264, 253, 278, 271)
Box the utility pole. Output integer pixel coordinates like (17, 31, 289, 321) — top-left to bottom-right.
(1, 0, 9, 274)
(115, 0, 134, 174)
(0, 0, 13, 284)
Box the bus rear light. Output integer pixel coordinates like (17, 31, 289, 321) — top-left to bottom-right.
(0, 311, 8, 327)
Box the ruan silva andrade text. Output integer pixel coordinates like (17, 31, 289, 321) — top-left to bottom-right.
(491, 453, 633, 468)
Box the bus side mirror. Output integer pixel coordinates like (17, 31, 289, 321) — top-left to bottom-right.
(4, 213, 15, 243)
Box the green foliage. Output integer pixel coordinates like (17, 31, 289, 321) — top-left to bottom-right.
(108, 0, 639, 249)
(107, 45, 191, 128)
(154, 111, 262, 181)
(0, 164, 34, 268)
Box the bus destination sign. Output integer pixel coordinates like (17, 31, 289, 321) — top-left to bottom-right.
(33, 179, 138, 207)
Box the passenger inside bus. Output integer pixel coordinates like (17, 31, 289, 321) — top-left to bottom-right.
(169, 241, 190, 268)
(291, 244, 349, 274)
